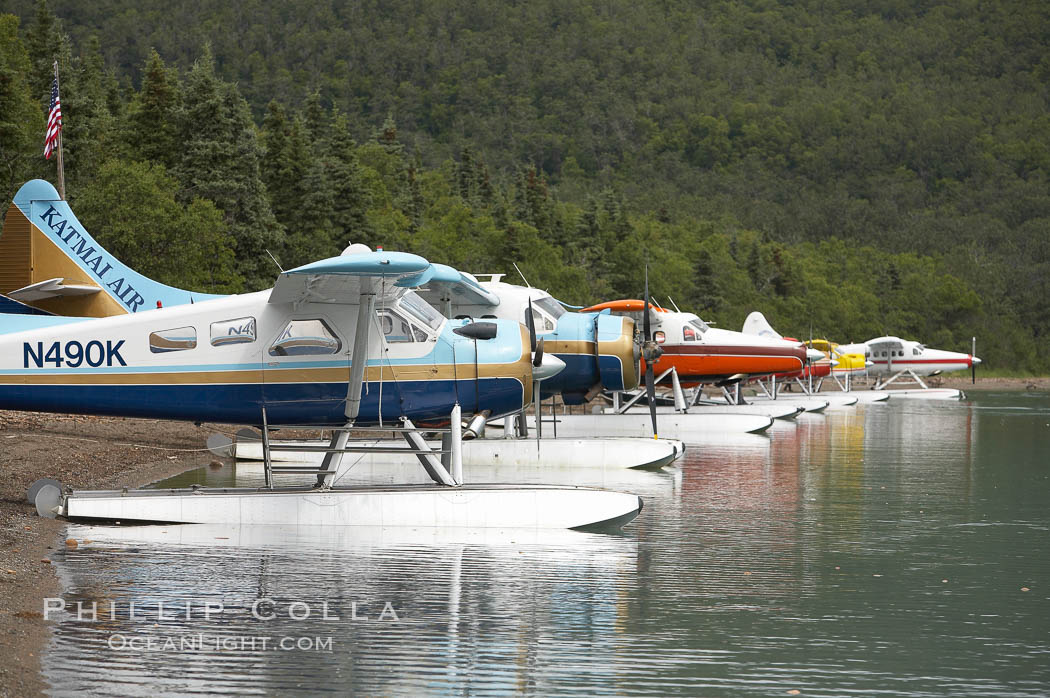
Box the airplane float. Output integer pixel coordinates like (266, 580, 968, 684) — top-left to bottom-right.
(3, 180, 642, 529)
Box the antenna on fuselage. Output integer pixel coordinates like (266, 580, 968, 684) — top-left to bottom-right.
(265, 249, 285, 273)
(512, 262, 531, 288)
(667, 297, 682, 312)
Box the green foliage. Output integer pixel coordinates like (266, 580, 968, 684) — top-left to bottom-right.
(0, 14, 45, 215)
(1, 3, 1048, 372)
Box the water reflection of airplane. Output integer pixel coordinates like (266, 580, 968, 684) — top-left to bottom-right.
(50, 521, 639, 694)
(6, 180, 640, 529)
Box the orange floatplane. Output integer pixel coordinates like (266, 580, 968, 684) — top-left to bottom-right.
(583, 300, 807, 386)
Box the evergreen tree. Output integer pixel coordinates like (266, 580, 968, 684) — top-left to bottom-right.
(24, 0, 62, 103)
(61, 36, 118, 194)
(125, 49, 181, 170)
(327, 111, 372, 246)
(0, 15, 46, 217)
(177, 46, 281, 289)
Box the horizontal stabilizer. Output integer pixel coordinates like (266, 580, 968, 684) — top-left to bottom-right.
(7, 277, 101, 302)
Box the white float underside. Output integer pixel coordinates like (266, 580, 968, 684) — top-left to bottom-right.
(760, 393, 859, 407)
(525, 412, 773, 439)
(651, 402, 802, 420)
(62, 484, 643, 530)
(236, 437, 683, 469)
(744, 396, 831, 412)
(883, 388, 964, 400)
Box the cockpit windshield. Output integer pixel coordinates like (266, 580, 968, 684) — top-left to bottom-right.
(533, 295, 567, 320)
(400, 292, 445, 331)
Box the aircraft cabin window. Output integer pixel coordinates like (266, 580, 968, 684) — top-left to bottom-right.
(533, 296, 567, 320)
(269, 319, 341, 356)
(654, 331, 666, 344)
(683, 326, 697, 342)
(913, 347, 921, 356)
(378, 309, 426, 343)
(211, 317, 257, 347)
(150, 326, 197, 353)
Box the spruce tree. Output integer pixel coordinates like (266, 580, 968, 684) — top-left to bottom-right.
(126, 49, 182, 170)
(177, 46, 281, 289)
(0, 15, 46, 216)
(327, 111, 373, 247)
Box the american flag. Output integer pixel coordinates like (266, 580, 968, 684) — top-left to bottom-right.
(44, 78, 62, 160)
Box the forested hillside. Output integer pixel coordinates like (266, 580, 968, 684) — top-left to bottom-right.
(1, 0, 1048, 372)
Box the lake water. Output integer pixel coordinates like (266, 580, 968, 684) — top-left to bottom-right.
(43, 391, 1050, 696)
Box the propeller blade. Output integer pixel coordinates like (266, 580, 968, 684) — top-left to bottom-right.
(526, 297, 537, 353)
(645, 362, 658, 438)
(534, 336, 545, 367)
(643, 264, 657, 438)
(972, 336, 976, 385)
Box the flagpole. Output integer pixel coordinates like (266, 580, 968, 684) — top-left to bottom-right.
(53, 60, 66, 200)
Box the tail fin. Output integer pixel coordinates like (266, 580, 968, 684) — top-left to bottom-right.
(0, 180, 221, 317)
(742, 311, 782, 339)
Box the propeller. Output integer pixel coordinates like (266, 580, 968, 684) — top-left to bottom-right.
(641, 266, 661, 438)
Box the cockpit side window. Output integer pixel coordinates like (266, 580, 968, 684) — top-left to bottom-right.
(533, 296, 566, 321)
(150, 326, 196, 353)
(378, 309, 427, 343)
(525, 307, 555, 333)
(683, 325, 697, 342)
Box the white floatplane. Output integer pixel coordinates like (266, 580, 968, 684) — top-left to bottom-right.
(837, 336, 981, 399)
(8, 181, 641, 530)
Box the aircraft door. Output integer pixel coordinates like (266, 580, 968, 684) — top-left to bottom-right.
(262, 313, 348, 424)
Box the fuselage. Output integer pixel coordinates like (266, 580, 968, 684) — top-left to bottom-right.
(839, 336, 980, 377)
(437, 280, 638, 404)
(585, 301, 807, 386)
(0, 290, 533, 426)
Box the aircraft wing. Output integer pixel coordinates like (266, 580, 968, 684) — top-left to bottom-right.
(268, 251, 436, 305)
(6, 277, 101, 302)
(414, 264, 501, 308)
(866, 336, 905, 354)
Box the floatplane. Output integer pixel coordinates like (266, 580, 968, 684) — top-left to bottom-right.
(836, 336, 980, 399)
(585, 298, 820, 426)
(3, 180, 641, 529)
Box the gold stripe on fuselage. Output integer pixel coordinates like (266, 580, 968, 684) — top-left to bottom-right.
(0, 357, 532, 386)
